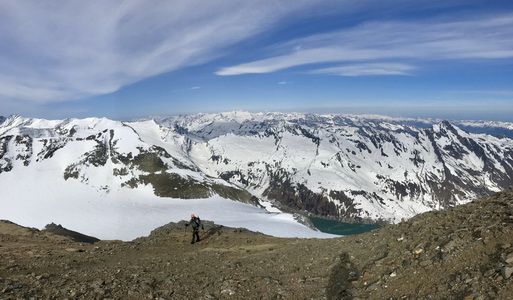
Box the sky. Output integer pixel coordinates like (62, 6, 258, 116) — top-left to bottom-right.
(1, 0, 513, 121)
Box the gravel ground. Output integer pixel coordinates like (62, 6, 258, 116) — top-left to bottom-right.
(1, 190, 513, 299)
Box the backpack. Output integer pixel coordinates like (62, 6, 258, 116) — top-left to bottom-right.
(191, 217, 201, 228)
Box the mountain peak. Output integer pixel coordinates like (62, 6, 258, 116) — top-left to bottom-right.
(3, 113, 22, 124)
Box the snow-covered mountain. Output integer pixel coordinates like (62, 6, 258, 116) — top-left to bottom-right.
(2, 112, 513, 237)
(0, 114, 337, 240)
(154, 112, 513, 222)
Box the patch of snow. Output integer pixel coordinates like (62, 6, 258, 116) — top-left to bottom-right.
(0, 164, 335, 241)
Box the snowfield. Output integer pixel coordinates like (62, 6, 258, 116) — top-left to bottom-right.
(2, 172, 336, 241)
(0, 115, 336, 240)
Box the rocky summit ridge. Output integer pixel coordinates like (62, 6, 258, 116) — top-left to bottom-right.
(1, 190, 513, 299)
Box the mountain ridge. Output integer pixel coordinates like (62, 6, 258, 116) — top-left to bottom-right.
(155, 112, 513, 222)
(2, 112, 513, 227)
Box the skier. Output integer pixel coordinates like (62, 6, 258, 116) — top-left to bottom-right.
(185, 214, 204, 244)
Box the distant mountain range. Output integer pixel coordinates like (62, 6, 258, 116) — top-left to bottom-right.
(2, 112, 513, 224)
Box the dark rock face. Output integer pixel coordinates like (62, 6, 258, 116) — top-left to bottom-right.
(1, 190, 513, 299)
(264, 180, 339, 217)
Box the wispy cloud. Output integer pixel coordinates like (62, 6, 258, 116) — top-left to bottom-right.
(216, 13, 513, 76)
(0, 1, 315, 104)
(309, 63, 414, 76)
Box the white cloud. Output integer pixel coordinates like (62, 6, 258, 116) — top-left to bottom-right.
(2, 1, 511, 107)
(0, 0, 315, 104)
(217, 13, 513, 75)
(310, 63, 414, 76)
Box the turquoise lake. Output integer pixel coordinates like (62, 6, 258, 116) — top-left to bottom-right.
(310, 217, 380, 235)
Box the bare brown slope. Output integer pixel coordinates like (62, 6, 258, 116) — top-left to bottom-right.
(1, 190, 513, 299)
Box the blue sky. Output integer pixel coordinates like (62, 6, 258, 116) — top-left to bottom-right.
(1, 0, 513, 121)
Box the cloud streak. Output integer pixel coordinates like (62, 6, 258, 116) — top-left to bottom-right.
(309, 63, 415, 76)
(0, 0, 315, 104)
(216, 13, 513, 76)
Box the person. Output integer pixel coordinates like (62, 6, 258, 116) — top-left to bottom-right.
(185, 214, 204, 244)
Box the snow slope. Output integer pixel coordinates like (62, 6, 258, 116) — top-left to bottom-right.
(0, 163, 334, 240)
(166, 112, 513, 222)
(0, 115, 334, 240)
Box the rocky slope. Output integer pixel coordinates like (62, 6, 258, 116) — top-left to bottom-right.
(1, 190, 513, 299)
